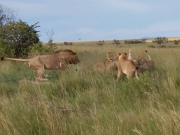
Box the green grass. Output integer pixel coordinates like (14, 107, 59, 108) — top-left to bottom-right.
(1, 42, 180, 134)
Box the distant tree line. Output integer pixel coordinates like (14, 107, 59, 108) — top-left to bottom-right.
(64, 41, 73, 45)
(124, 39, 146, 44)
(152, 37, 168, 45)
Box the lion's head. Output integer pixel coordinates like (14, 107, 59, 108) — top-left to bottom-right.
(137, 56, 148, 69)
(118, 53, 128, 60)
(56, 49, 80, 64)
(106, 52, 115, 61)
(67, 52, 80, 64)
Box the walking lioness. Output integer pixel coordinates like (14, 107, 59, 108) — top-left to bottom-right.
(1, 49, 80, 80)
(116, 53, 139, 80)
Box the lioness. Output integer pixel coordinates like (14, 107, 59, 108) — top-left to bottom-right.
(128, 50, 154, 71)
(116, 53, 139, 80)
(1, 49, 80, 80)
(93, 52, 117, 71)
(144, 50, 154, 69)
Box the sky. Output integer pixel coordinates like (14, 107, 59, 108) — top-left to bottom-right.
(1, 0, 180, 42)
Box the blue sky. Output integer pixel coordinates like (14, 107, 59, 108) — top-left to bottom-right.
(1, 0, 180, 42)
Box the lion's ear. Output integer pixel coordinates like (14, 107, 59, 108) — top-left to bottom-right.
(117, 53, 121, 56)
(124, 53, 127, 55)
(138, 58, 146, 65)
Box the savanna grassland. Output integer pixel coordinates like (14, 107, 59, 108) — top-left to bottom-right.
(1, 41, 180, 135)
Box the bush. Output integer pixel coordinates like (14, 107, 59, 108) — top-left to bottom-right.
(29, 41, 57, 57)
(174, 40, 179, 46)
(46, 39, 57, 53)
(0, 39, 10, 57)
(28, 42, 46, 56)
(112, 39, 120, 45)
(159, 45, 166, 48)
(0, 20, 40, 58)
(148, 45, 156, 48)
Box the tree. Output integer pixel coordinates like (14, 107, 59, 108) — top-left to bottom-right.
(153, 37, 168, 45)
(0, 20, 40, 57)
(96, 40, 104, 46)
(46, 29, 57, 53)
(0, 4, 16, 25)
(113, 39, 120, 45)
(174, 40, 179, 46)
(142, 39, 146, 43)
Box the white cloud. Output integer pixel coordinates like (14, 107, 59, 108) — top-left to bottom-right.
(125, 21, 180, 38)
(95, 0, 148, 12)
(52, 21, 180, 41)
(121, 21, 180, 37)
(1, 1, 44, 15)
(1, 0, 180, 42)
(1, 0, 80, 19)
(147, 22, 180, 32)
(76, 28, 94, 34)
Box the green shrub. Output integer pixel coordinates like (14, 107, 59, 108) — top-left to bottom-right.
(29, 41, 57, 57)
(0, 20, 39, 58)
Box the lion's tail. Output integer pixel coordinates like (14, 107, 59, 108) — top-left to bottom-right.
(1, 57, 30, 62)
(145, 50, 152, 60)
(128, 49, 132, 60)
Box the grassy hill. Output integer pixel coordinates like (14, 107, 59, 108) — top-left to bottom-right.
(53, 37, 180, 45)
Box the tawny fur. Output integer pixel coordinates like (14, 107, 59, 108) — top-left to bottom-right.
(136, 50, 154, 71)
(115, 53, 139, 80)
(93, 52, 117, 71)
(128, 49, 154, 71)
(2, 49, 80, 80)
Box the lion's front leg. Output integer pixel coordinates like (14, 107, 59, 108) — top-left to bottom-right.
(36, 67, 47, 80)
(116, 69, 122, 81)
(59, 62, 68, 70)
